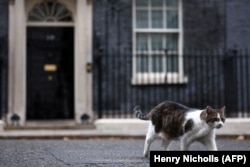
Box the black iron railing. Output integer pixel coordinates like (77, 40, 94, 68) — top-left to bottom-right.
(94, 49, 250, 118)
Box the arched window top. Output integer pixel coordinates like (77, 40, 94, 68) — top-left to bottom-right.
(28, 0, 73, 22)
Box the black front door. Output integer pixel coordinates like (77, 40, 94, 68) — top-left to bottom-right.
(27, 27, 74, 120)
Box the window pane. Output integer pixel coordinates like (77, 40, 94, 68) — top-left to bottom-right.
(166, 0, 178, 7)
(151, 0, 163, 7)
(152, 55, 163, 72)
(166, 34, 178, 51)
(152, 10, 163, 28)
(136, 55, 149, 73)
(166, 54, 178, 72)
(136, 0, 148, 7)
(136, 10, 148, 28)
(136, 34, 148, 51)
(151, 34, 163, 51)
(166, 10, 178, 28)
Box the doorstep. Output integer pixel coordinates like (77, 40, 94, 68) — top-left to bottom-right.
(4, 120, 95, 130)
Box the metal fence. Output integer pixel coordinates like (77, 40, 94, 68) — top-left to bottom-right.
(93, 49, 250, 118)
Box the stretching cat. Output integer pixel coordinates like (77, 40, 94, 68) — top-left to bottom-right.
(134, 101, 225, 157)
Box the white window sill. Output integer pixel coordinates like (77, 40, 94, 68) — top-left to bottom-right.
(131, 73, 188, 85)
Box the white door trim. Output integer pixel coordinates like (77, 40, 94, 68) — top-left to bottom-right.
(8, 0, 93, 125)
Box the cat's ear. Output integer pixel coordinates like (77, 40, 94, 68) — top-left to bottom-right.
(205, 106, 212, 114)
(220, 106, 225, 113)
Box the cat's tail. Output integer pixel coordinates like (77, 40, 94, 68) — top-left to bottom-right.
(134, 105, 151, 120)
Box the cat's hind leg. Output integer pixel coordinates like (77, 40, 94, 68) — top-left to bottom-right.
(161, 139, 171, 151)
(143, 122, 158, 157)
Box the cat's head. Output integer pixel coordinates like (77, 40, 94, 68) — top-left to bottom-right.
(201, 106, 226, 129)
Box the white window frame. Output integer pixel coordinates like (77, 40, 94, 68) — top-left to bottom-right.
(132, 0, 187, 85)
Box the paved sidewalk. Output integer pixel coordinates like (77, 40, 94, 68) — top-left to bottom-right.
(0, 118, 250, 139)
(1, 139, 250, 166)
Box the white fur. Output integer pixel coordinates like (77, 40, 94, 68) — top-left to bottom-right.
(143, 109, 223, 157)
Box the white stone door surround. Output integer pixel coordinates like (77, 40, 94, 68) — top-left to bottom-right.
(8, 0, 93, 125)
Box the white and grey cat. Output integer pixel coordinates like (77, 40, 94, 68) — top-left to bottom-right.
(134, 101, 225, 157)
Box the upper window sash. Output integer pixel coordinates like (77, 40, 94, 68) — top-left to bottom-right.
(134, 0, 179, 29)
